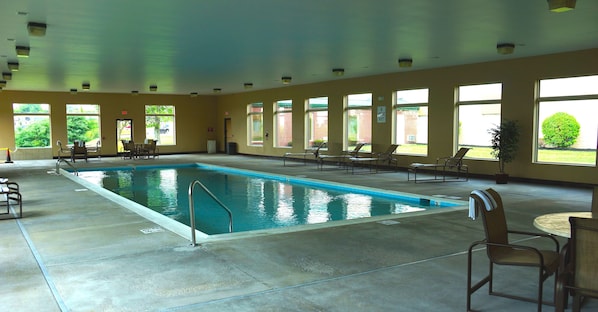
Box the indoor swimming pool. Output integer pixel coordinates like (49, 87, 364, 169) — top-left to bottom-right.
(74, 163, 462, 235)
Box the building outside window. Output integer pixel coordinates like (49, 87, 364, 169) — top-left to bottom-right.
(145, 105, 175, 145)
(456, 83, 502, 159)
(393, 88, 428, 155)
(536, 75, 598, 166)
(274, 99, 293, 148)
(13, 103, 51, 148)
(247, 102, 264, 146)
(66, 104, 100, 146)
(346, 93, 372, 152)
(306, 96, 328, 148)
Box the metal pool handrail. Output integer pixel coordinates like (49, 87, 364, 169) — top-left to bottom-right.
(188, 180, 233, 246)
(56, 158, 78, 176)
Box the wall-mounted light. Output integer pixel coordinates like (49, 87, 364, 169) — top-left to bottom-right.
(496, 43, 515, 55)
(2, 72, 12, 80)
(398, 58, 413, 68)
(332, 68, 345, 76)
(82, 82, 90, 90)
(70, 88, 78, 94)
(149, 85, 157, 92)
(27, 22, 47, 36)
(16, 46, 30, 57)
(190, 92, 198, 97)
(281, 76, 292, 84)
(213, 88, 222, 93)
(244, 82, 253, 89)
(8, 62, 19, 71)
(547, 0, 576, 12)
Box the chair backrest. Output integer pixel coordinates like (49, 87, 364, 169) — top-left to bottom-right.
(470, 188, 509, 258)
(569, 217, 598, 294)
(446, 147, 470, 167)
(57, 140, 64, 149)
(380, 144, 399, 158)
(349, 143, 365, 156)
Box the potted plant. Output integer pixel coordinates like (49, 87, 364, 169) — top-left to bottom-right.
(488, 119, 520, 184)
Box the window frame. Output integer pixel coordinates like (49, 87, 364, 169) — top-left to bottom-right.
(66, 104, 101, 146)
(393, 88, 429, 156)
(273, 99, 293, 148)
(12, 103, 52, 148)
(144, 105, 175, 145)
(247, 102, 264, 146)
(345, 93, 373, 151)
(305, 96, 328, 149)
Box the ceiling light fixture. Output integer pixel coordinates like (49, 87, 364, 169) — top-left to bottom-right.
(27, 22, 47, 36)
(16, 46, 30, 57)
(149, 85, 157, 92)
(70, 88, 77, 94)
(0, 80, 6, 87)
(82, 82, 90, 90)
(496, 43, 515, 55)
(244, 82, 253, 89)
(2, 72, 12, 80)
(213, 88, 222, 93)
(131, 90, 139, 96)
(8, 62, 19, 71)
(398, 58, 413, 68)
(190, 92, 198, 97)
(332, 68, 345, 76)
(547, 0, 576, 12)
(281, 76, 292, 84)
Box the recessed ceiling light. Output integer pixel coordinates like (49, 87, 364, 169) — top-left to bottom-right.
(190, 92, 198, 97)
(27, 22, 47, 36)
(70, 88, 78, 94)
(2, 72, 12, 80)
(0, 81, 6, 87)
(17, 11, 28, 16)
(131, 90, 139, 96)
(244, 83, 253, 89)
(16, 46, 30, 57)
(149, 85, 157, 92)
(332, 68, 345, 76)
(213, 88, 222, 93)
(281, 76, 292, 84)
(82, 82, 90, 90)
(496, 43, 515, 55)
(547, 0, 576, 12)
(8, 62, 19, 71)
(398, 58, 413, 68)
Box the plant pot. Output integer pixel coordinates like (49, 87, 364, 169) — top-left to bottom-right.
(495, 173, 509, 184)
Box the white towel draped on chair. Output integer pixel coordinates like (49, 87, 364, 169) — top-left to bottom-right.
(469, 189, 497, 220)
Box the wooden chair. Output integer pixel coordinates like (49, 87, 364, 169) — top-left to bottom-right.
(556, 217, 598, 312)
(71, 141, 88, 162)
(467, 188, 560, 312)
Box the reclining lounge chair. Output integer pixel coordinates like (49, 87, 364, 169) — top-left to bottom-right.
(346, 144, 399, 174)
(1, 178, 22, 219)
(317, 142, 365, 170)
(283, 141, 326, 166)
(407, 147, 470, 182)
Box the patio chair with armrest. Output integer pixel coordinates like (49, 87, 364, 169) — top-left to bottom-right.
(467, 188, 560, 312)
(1, 179, 22, 219)
(56, 140, 71, 160)
(556, 217, 598, 312)
(346, 144, 399, 174)
(71, 141, 88, 162)
(86, 140, 101, 159)
(283, 141, 327, 166)
(407, 147, 470, 182)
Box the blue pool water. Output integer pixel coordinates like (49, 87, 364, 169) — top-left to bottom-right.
(76, 163, 460, 235)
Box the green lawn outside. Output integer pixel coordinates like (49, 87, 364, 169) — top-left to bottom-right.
(395, 144, 596, 165)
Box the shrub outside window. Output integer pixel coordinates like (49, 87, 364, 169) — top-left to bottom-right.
(306, 97, 328, 148)
(536, 75, 598, 166)
(394, 88, 428, 155)
(145, 105, 175, 145)
(66, 104, 100, 146)
(274, 100, 293, 148)
(247, 102, 264, 146)
(456, 83, 502, 159)
(346, 93, 372, 152)
(13, 103, 51, 148)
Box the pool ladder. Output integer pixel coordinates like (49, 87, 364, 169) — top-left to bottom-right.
(188, 180, 233, 246)
(55, 158, 79, 176)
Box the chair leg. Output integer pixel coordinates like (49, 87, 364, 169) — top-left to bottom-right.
(537, 267, 544, 312)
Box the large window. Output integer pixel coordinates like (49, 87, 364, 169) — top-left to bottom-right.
(457, 83, 502, 159)
(66, 104, 100, 145)
(346, 93, 372, 151)
(247, 102, 263, 146)
(306, 97, 328, 148)
(394, 88, 428, 155)
(145, 105, 175, 145)
(536, 75, 598, 166)
(13, 103, 51, 148)
(274, 100, 293, 148)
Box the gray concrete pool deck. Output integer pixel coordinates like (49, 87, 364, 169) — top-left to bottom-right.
(0, 154, 596, 311)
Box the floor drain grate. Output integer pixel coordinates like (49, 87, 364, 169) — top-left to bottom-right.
(140, 227, 165, 234)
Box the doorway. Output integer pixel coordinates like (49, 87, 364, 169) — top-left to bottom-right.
(224, 118, 232, 153)
(116, 119, 133, 154)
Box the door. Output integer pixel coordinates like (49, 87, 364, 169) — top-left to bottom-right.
(224, 118, 232, 152)
(116, 119, 133, 153)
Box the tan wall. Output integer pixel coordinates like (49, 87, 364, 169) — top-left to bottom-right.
(0, 91, 217, 159)
(1, 48, 597, 184)
(215, 48, 598, 185)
